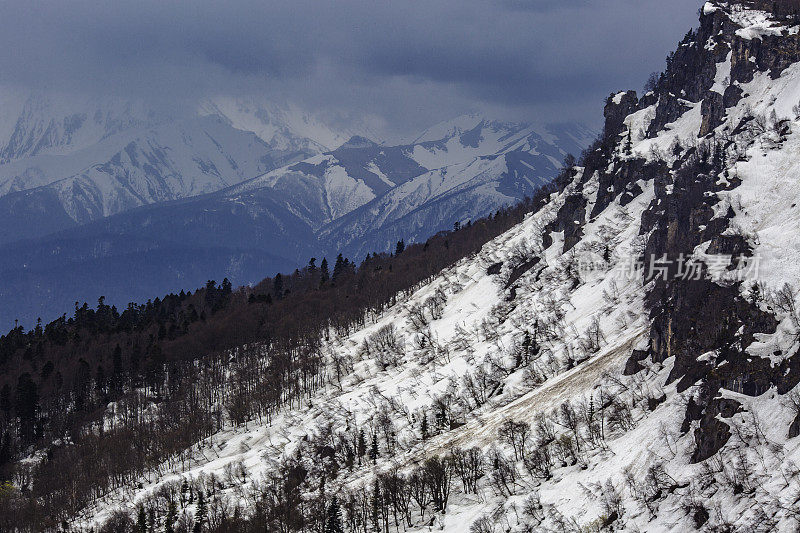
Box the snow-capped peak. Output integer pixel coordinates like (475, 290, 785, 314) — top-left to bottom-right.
(336, 135, 379, 150)
(409, 113, 489, 144)
(199, 96, 382, 154)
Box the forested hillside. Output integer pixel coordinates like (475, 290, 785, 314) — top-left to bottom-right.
(6, 1, 800, 532)
(0, 179, 559, 530)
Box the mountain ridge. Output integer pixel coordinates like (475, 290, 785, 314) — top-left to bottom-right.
(0, 114, 591, 328)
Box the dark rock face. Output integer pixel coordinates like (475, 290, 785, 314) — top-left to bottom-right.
(486, 262, 503, 276)
(692, 413, 734, 463)
(603, 91, 638, 140)
(730, 38, 759, 84)
(504, 257, 541, 290)
(774, 346, 800, 394)
(682, 386, 743, 462)
(624, 349, 649, 376)
(700, 92, 726, 136)
(723, 84, 744, 108)
(756, 34, 800, 79)
(592, 158, 667, 219)
(546, 194, 587, 252)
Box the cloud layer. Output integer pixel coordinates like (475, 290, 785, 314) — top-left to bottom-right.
(0, 0, 701, 134)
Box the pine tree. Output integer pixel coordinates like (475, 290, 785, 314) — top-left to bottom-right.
(521, 331, 531, 366)
(749, 281, 762, 306)
(421, 412, 429, 440)
(137, 507, 147, 533)
(193, 491, 207, 533)
(357, 429, 367, 465)
(370, 432, 379, 465)
(624, 129, 633, 156)
(181, 479, 189, 507)
(273, 274, 284, 300)
(395, 240, 405, 255)
(165, 500, 177, 533)
(221, 277, 233, 295)
(325, 497, 344, 533)
(320, 258, 330, 285)
(333, 254, 345, 281)
(370, 480, 382, 533)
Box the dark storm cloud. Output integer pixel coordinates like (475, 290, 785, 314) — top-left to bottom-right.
(501, 0, 591, 12)
(0, 0, 702, 133)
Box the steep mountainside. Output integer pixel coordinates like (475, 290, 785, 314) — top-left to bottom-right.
(25, 1, 800, 531)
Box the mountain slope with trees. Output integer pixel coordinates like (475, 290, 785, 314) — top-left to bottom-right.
(7, 1, 800, 532)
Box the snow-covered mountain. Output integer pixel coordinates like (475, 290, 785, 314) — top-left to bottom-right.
(0, 115, 308, 245)
(228, 118, 592, 235)
(319, 121, 594, 258)
(0, 92, 385, 244)
(0, 113, 590, 327)
(47, 1, 800, 531)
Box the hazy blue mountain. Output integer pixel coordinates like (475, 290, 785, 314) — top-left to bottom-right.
(0, 111, 593, 328)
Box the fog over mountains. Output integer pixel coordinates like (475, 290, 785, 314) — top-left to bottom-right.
(0, 91, 593, 327)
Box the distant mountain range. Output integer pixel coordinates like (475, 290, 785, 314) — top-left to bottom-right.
(0, 90, 594, 327)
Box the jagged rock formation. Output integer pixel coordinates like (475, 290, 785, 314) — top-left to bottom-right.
(591, 0, 800, 462)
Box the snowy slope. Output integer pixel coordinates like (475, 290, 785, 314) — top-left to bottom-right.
(65, 2, 800, 531)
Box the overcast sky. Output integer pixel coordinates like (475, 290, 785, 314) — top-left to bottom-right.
(0, 0, 701, 136)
